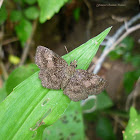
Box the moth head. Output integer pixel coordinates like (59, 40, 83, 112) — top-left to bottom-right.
(70, 60, 77, 68)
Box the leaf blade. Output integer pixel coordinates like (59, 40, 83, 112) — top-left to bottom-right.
(0, 27, 111, 139)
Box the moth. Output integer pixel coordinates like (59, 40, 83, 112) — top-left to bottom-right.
(35, 46, 106, 102)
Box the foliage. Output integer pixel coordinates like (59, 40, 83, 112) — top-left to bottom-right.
(24, 6, 39, 20)
(9, 0, 39, 45)
(0, 64, 39, 102)
(43, 102, 85, 140)
(108, 35, 140, 140)
(0, 5, 7, 25)
(0, 0, 78, 45)
(109, 36, 140, 94)
(0, 85, 7, 103)
(10, 10, 22, 22)
(123, 107, 140, 140)
(82, 91, 115, 139)
(82, 91, 113, 111)
(23, 0, 37, 5)
(109, 36, 134, 61)
(96, 117, 116, 140)
(38, 0, 69, 23)
(5, 64, 39, 95)
(0, 27, 111, 139)
(123, 69, 140, 94)
(0, 2, 114, 139)
(1, 0, 139, 139)
(15, 19, 32, 45)
(130, 55, 140, 68)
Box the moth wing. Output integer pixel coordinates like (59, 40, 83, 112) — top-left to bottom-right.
(35, 46, 68, 89)
(63, 69, 106, 101)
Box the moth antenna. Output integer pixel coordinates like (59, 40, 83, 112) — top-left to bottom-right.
(64, 45, 69, 54)
(64, 45, 72, 64)
(64, 45, 75, 65)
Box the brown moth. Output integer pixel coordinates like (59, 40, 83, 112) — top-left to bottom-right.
(35, 46, 106, 102)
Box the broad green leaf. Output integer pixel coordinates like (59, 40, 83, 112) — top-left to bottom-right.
(10, 10, 22, 22)
(43, 102, 85, 140)
(38, 0, 69, 23)
(82, 91, 113, 111)
(0, 5, 7, 25)
(0, 27, 111, 139)
(5, 64, 39, 95)
(124, 70, 140, 94)
(24, 6, 39, 20)
(123, 107, 140, 140)
(15, 19, 32, 44)
(96, 117, 116, 140)
(23, 0, 37, 5)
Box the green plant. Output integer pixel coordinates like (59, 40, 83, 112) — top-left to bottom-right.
(43, 101, 85, 140)
(0, 5, 7, 25)
(38, 0, 69, 23)
(96, 117, 116, 140)
(82, 91, 116, 140)
(0, 0, 70, 46)
(123, 107, 140, 140)
(109, 36, 140, 94)
(0, 27, 111, 139)
(109, 36, 134, 61)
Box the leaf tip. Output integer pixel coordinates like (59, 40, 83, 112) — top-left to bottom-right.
(106, 26, 112, 32)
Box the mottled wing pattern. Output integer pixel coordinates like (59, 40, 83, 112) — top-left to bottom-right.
(35, 46, 68, 89)
(63, 69, 106, 101)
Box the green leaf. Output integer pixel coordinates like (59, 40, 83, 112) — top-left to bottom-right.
(23, 0, 37, 5)
(109, 36, 134, 61)
(96, 91, 113, 110)
(0, 85, 7, 103)
(5, 64, 39, 95)
(122, 36, 134, 51)
(130, 55, 140, 68)
(123, 107, 140, 140)
(38, 0, 69, 23)
(82, 91, 113, 111)
(43, 102, 85, 140)
(0, 27, 111, 139)
(124, 70, 140, 94)
(63, 27, 112, 70)
(0, 5, 7, 25)
(123, 52, 132, 63)
(24, 6, 39, 20)
(109, 48, 123, 60)
(96, 117, 116, 140)
(15, 19, 32, 44)
(10, 10, 22, 22)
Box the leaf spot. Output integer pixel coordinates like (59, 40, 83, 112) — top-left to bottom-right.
(41, 98, 50, 106)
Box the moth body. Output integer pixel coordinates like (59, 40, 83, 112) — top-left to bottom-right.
(35, 46, 106, 102)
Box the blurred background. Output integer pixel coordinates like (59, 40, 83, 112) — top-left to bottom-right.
(0, 0, 140, 140)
